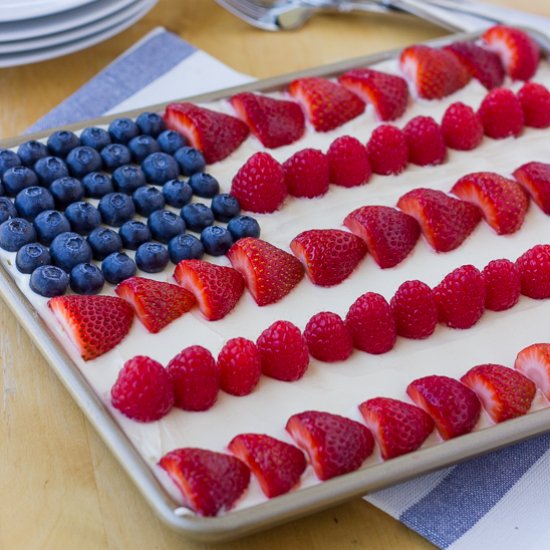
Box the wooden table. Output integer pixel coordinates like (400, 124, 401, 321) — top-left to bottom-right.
(1, 1, 549, 548)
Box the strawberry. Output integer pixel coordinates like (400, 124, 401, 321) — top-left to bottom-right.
(513, 161, 550, 214)
(461, 363, 536, 423)
(159, 448, 250, 516)
(407, 375, 481, 440)
(167, 345, 219, 411)
(230, 152, 286, 214)
(482, 25, 540, 81)
(397, 188, 481, 253)
(289, 229, 367, 286)
(115, 276, 195, 334)
(228, 433, 306, 498)
(399, 44, 471, 100)
(515, 244, 550, 299)
(345, 292, 396, 354)
(477, 88, 524, 139)
(358, 397, 434, 459)
(48, 295, 133, 361)
(227, 237, 304, 306)
(229, 92, 305, 148)
(441, 102, 484, 151)
(344, 205, 420, 269)
(517, 82, 550, 129)
(403, 115, 446, 166)
(283, 148, 330, 198)
(257, 320, 309, 381)
(304, 311, 353, 363)
(164, 102, 249, 163)
(514, 343, 550, 400)
(451, 171, 529, 235)
(217, 337, 261, 396)
(390, 280, 438, 340)
(288, 77, 365, 132)
(326, 135, 371, 188)
(434, 264, 486, 329)
(173, 259, 244, 321)
(365, 124, 408, 175)
(482, 259, 521, 311)
(286, 410, 374, 480)
(338, 68, 409, 121)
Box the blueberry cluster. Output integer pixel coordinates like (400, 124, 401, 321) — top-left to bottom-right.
(0, 114, 261, 298)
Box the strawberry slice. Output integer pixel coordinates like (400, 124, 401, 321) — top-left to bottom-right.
(515, 343, 550, 400)
(451, 172, 529, 235)
(397, 188, 481, 253)
(173, 259, 244, 321)
(227, 237, 304, 306)
(229, 92, 305, 148)
(461, 363, 536, 423)
(286, 410, 374, 480)
(358, 397, 434, 459)
(164, 102, 249, 163)
(513, 161, 550, 215)
(289, 229, 367, 286)
(344, 205, 420, 268)
(288, 77, 365, 132)
(338, 68, 409, 121)
(48, 295, 134, 361)
(407, 375, 481, 440)
(159, 448, 250, 516)
(115, 276, 195, 334)
(228, 433, 307, 498)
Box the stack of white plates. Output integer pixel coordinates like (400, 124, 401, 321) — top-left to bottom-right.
(0, 0, 158, 68)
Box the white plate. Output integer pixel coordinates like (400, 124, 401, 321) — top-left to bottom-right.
(0, 0, 96, 22)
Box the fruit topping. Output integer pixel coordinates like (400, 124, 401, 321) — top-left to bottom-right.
(513, 161, 550, 214)
(304, 311, 353, 363)
(481, 259, 521, 311)
(515, 244, 550, 299)
(477, 88, 524, 139)
(403, 115, 446, 166)
(365, 124, 408, 175)
(217, 337, 262, 396)
(517, 82, 550, 128)
(326, 135, 371, 187)
(283, 148, 330, 198)
(441, 102, 484, 151)
(515, 343, 550, 400)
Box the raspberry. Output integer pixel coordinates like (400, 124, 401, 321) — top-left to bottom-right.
(283, 148, 329, 198)
(517, 82, 550, 129)
(515, 244, 550, 299)
(403, 115, 446, 166)
(477, 88, 524, 139)
(482, 259, 521, 311)
(111, 355, 174, 422)
(366, 124, 408, 175)
(326, 135, 371, 188)
(304, 311, 353, 362)
(217, 337, 262, 396)
(441, 102, 484, 151)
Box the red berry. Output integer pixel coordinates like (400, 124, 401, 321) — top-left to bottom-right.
(482, 259, 520, 311)
(515, 343, 550, 400)
(217, 337, 261, 396)
(441, 102, 484, 151)
(515, 244, 550, 299)
(517, 82, 550, 128)
(477, 88, 524, 139)
(304, 311, 353, 362)
(513, 161, 550, 214)
(403, 115, 446, 166)
(366, 124, 408, 175)
(283, 148, 329, 198)
(326, 135, 371, 187)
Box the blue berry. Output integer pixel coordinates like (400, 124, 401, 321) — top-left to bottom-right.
(50, 232, 92, 272)
(17, 140, 48, 167)
(128, 135, 160, 162)
(148, 209, 185, 243)
(119, 220, 151, 250)
(82, 172, 114, 198)
(30, 265, 69, 297)
(87, 227, 122, 260)
(70, 263, 105, 295)
(174, 146, 206, 176)
(136, 112, 166, 137)
(181, 202, 214, 232)
(211, 193, 241, 222)
(109, 118, 140, 144)
(189, 172, 220, 198)
(135, 242, 169, 273)
(65, 201, 101, 235)
(0, 197, 17, 224)
(132, 185, 165, 216)
(200, 226, 233, 256)
(168, 233, 204, 263)
(157, 130, 187, 154)
(102, 252, 136, 284)
(0, 218, 37, 251)
(34, 156, 69, 185)
(2, 166, 39, 196)
(16, 242, 51, 274)
(49, 176, 84, 208)
(98, 192, 135, 227)
(113, 165, 146, 194)
(100, 144, 131, 171)
(162, 178, 192, 208)
(0, 149, 22, 176)
(80, 127, 112, 150)
(47, 130, 80, 157)
(33, 210, 71, 245)
(66, 146, 103, 177)
(14, 186, 55, 220)
(227, 215, 261, 240)
(142, 152, 179, 184)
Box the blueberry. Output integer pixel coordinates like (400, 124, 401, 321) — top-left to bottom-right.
(101, 252, 136, 284)
(163, 178, 192, 208)
(66, 146, 103, 177)
(50, 232, 92, 272)
(128, 135, 160, 163)
(82, 172, 114, 198)
(33, 210, 71, 245)
(2, 166, 39, 196)
(16, 242, 51, 274)
(17, 140, 48, 167)
(181, 202, 214, 232)
(227, 215, 261, 240)
(211, 193, 241, 222)
(70, 263, 105, 295)
(14, 186, 55, 220)
(0, 197, 17, 224)
(0, 218, 37, 251)
(30, 265, 69, 297)
(47, 130, 80, 157)
(132, 186, 165, 216)
(108, 118, 140, 144)
(65, 201, 101, 235)
(168, 233, 204, 263)
(119, 220, 151, 250)
(142, 152, 179, 184)
(98, 192, 135, 227)
(49, 176, 84, 208)
(80, 127, 111, 150)
(148, 209, 185, 243)
(113, 165, 146, 194)
(87, 227, 122, 260)
(157, 130, 187, 154)
(0, 149, 22, 176)
(34, 156, 69, 186)
(100, 143, 131, 171)
(174, 146, 206, 176)
(189, 172, 220, 198)
(135, 242, 169, 273)
(200, 226, 234, 256)
(136, 112, 166, 137)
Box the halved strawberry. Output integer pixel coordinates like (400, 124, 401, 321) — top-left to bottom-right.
(344, 205, 420, 268)
(397, 188, 481, 252)
(515, 343, 550, 400)
(173, 259, 244, 321)
(227, 237, 304, 306)
(289, 229, 367, 286)
(358, 397, 434, 459)
(286, 410, 374, 480)
(159, 448, 250, 516)
(229, 92, 305, 148)
(164, 102, 249, 163)
(48, 295, 134, 361)
(115, 276, 195, 334)
(461, 363, 536, 423)
(451, 172, 529, 235)
(288, 77, 365, 132)
(513, 161, 550, 214)
(228, 433, 307, 498)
